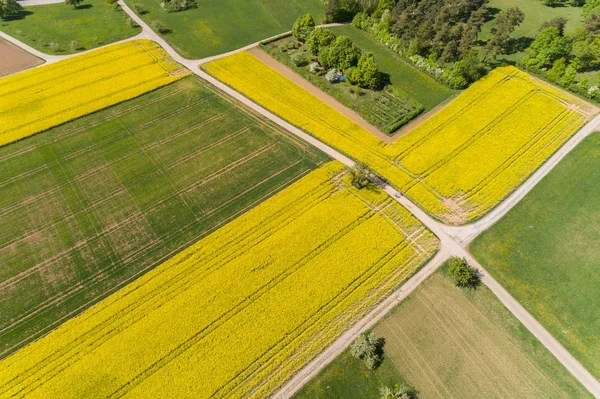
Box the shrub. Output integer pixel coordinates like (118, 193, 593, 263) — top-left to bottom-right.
(448, 257, 481, 289)
(345, 66, 358, 84)
(126, 17, 139, 28)
(151, 20, 168, 33)
(350, 331, 383, 370)
(325, 68, 338, 83)
(379, 384, 417, 399)
(112, 3, 121, 11)
(278, 43, 288, 53)
(48, 42, 60, 52)
(160, 0, 196, 12)
(309, 62, 322, 74)
(69, 40, 79, 52)
(290, 51, 307, 67)
(133, 3, 146, 14)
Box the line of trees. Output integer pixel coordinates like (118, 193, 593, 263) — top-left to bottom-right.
(322, 0, 529, 89)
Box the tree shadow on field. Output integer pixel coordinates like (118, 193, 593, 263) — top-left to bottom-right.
(76, 4, 93, 9)
(508, 36, 533, 54)
(484, 7, 500, 23)
(3, 10, 34, 21)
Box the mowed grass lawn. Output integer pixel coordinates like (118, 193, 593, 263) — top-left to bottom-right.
(0, 0, 141, 54)
(330, 25, 456, 112)
(472, 132, 600, 379)
(0, 76, 328, 359)
(295, 268, 592, 398)
(125, 0, 324, 58)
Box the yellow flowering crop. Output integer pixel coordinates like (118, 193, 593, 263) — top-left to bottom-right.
(0, 40, 188, 147)
(0, 161, 438, 399)
(204, 53, 588, 224)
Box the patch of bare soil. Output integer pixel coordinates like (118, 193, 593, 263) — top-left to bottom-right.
(0, 38, 43, 77)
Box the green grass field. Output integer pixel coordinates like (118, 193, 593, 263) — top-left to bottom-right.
(295, 267, 591, 398)
(124, 0, 324, 59)
(0, 0, 141, 54)
(471, 132, 600, 380)
(0, 77, 328, 359)
(330, 25, 456, 112)
(480, 0, 584, 62)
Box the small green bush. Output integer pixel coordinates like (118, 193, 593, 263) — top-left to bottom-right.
(133, 3, 146, 14)
(151, 20, 168, 33)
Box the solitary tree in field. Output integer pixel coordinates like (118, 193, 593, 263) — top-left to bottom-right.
(350, 331, 383, 370)
(448, 257, 481, 289)
(0, 0, 23, 19)
(65, 0, 84, 9)
(350, 162, 375, 189)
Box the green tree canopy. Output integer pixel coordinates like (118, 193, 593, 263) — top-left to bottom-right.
(325, 35, 362, 69)
(0, 0, 22, 19)
(486, 7, 525, 58)
(524, 26, 572, 69)
(292, 14, 315, 42)
(64, 0, 84, 9)
(448, 257, 481, 289)
(349, 52, 381, 89)
(306, 28, 336, 55)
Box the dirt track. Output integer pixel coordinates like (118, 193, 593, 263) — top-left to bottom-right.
(0, 38, 43, 77)
(248, 47, 396, 143)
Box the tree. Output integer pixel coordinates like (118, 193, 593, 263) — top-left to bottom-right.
(523, 27, 572, 69)
(584, 0, 600, 17)
(326, 35, 361, 69)
(448, 257, 481, 289)
(65, 0, 84, 9)
(292, 14, 315, 42)
(379, 384, 417, 399)
(561, 64, 578, 87)
(540, 17, 568, 36)
(350, 52, 381, 89)
(349, 162, 374, 188)
(306, 28, 336, 55)
(547, 57, 567, 82)
(0, 0, 21, 19)
(458, 7, 488, 57)
(318, 46, 333, 68)
(350, 331, 383, 369)
(486, 7, 525, 58)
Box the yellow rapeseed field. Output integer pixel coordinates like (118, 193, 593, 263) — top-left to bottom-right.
(0, 39, 188, 146)
(0, 161, 438, 399)
(204, 52, 590, 224)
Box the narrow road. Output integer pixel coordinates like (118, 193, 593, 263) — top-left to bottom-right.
(3, 5, 600, 397)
